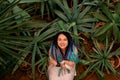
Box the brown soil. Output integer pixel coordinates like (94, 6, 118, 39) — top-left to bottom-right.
(2, 68, 46, 80)
(2, 64, 120, 80)
(76, 64, 120, 80)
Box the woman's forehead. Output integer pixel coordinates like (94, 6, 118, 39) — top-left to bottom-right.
(58, 34, 67, 38)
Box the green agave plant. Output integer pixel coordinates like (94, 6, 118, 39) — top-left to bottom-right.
(0, 0, 31, 78)
(0, 0, 57, 80)
(77, 36, 120, 80)
(93, 2, 120, 42)
(19, 0, 56, 19)
(53, 0, 98, 44)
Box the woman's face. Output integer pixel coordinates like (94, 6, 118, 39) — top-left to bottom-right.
(57, 34, 68, 50)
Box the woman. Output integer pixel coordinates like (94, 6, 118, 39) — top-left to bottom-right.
(47, 31, 79, 80)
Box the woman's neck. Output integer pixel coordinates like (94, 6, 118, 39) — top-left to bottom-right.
(61, 49, 66, 54)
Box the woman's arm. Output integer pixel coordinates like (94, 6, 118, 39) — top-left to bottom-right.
(48, 50, 57, 66)
(49, 56, 58, 66)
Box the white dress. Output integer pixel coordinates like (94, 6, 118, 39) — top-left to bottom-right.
(47, 64, 76, 80)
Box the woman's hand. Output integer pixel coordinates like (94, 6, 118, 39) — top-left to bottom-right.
(61, 63, 66, 69)
(64, 60, 75, 67)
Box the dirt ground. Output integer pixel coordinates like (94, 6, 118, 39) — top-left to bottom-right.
(2, 64, 120, 80)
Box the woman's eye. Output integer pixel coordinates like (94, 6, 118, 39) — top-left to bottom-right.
(63, 38, 67, 41)
(58, 38, 68, 42)
(58, 38, 61, 41)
